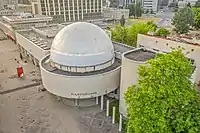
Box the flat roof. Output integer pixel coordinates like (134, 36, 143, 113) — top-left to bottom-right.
(18, 29, 53, 50)
(143, 34, 200, 47)
(35, 24, 64, 37)
(17, 24, 134, 55)
(125, 49, 156, 62)
(2, 15, 53, 24)
(41, 56, 121, 76)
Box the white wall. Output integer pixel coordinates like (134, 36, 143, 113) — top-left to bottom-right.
(16, 32, 49, 61)
(0, 21, 15, 40)
(119, 50, 145, 116)
(137, 34, 200, 84)
(40, 56, 121, 99)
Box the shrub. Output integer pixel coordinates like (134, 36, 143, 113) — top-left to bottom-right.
(154, 27, 170, 37)
(125, 49, 200, 133)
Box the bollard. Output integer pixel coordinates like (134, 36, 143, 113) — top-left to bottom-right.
(101, 95, 104, 110)
(112, 106, 116, 124)
(96, 96, 99, 105)
(106, 100, 109, 117)
(119, 114, 122, 132)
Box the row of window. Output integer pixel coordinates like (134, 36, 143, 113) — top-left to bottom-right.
(41, 0, 102, 6)
(42, 9, 102, 16)
(51, 58, 113, 73)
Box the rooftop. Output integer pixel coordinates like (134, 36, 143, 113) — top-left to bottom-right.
(124, 48, 156, 62)
(18, 29, 53, 50)
(32, 24, 64, 37)
(2, 15, 53, 24)
(145, 34, 200, 47)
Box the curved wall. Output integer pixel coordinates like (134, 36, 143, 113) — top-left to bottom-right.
(119, 54, 145, 117)
(40, 57, 121, 99)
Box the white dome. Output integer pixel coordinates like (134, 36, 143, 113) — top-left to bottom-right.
(50, 22, 114, 67)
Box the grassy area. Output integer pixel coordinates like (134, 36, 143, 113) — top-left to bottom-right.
(126, 17, 160, 24)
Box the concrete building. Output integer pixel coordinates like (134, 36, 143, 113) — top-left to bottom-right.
(0, 14, 52, 40)
(119, 34, 199, 117)
(137, 34, 200, 84)
(121, 0, 160, 13)
(119, 48, 156, 116)
(40, 22, 121, 105)
(15, 22, 134, 106)
(16, 24, 64, 65)
(187, 0, 198, 6)
(2, 15, 52, 29)
(0, 0, 18, 9)
(0, 4, 32, 16)
(103, 8, 129, 20)
(123, 0, 135, 7)
(142, 0, 160, 13)
(15, 4, 32, 13)
(31, 0, 103, 22)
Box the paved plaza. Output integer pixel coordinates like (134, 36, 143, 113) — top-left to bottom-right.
(0, 31, 119, 133)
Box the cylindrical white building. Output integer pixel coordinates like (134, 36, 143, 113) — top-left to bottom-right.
(40, 22, 121, 105)
(119, 48, 156, 116)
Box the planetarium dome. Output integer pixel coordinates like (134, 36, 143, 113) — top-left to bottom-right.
(50, 22, 115, 68)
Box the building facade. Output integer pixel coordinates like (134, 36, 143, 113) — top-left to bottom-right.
(33, 0, 103, 22)
(137, 34, 200, 84)
(0, 0, 18, 10)
(121, 0, 160, 13)
(103, 8, 129, 20)
(142, 0, 160, 13)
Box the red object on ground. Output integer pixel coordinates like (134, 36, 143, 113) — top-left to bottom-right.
(17, 67, 24, 78)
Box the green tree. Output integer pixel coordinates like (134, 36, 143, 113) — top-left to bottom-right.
(154, 27, 170, 37)
(127, 0, 142, 18)
(125, 49, 200, 133)
(192, 8, 200, 29)
(111, 25, 128, 44)
(147, 21, 157, 32)
(127, 4, 135, 17)
(120, 15, 125, 26)
(172, 7, 194, 34)
(111, 22, 156, 46)
(135, 0, 142, 18)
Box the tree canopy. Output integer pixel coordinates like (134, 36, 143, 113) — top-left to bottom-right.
(154, 27, 170, 37)
(172, 7, 194, 34)
(127, 0, 142, 18)
(111, 22, 156, 46)
(192, 8, 200, 29)
(127, 4, 135, 17)
(125, 49, 200, 133)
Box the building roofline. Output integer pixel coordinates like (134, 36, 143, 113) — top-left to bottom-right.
(140, 34, 200, 47)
